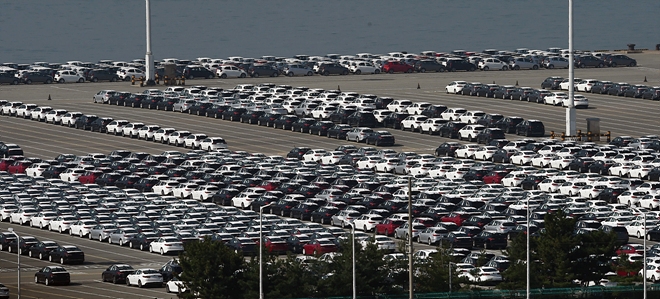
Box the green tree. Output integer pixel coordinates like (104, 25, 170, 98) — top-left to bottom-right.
(571, 229, 618, 286)
(240, 253, 321, 299)
(415, 247, 461, 292)
(535, 210, 577, 287)
(177, 238, 246, 299)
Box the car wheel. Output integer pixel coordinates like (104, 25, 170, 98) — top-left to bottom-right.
(355, 70, 362, 75)
(160, 248, 165, 255)
(45, 278, 50, 286)
(59, 79, 65, 83)
(482, 66, 489, 71)
(60, 257, 65, 265)
(48, 255, 53, 262)
(26, 79, 32, 84)
(99, 234, 103, 242)
(138, 280, 143, 288)
(253, 73, 260, 78)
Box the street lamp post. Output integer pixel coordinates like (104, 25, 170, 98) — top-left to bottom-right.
(144, 0, 155, 85)
(643, 211, 647, 299)
(526, 198, 530, 299)
(259, 203, 274, 299)
(348, 222, 356, 299)
(8, 228, 19, 299)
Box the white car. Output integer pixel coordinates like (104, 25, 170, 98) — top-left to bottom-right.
(608, 162, 634, 177)
(153, 128, 176, 143)
(459, 267, 503, 283)
(59, 168, 87, 182)
(152, 180, 180, 195)
(509, 57, 538, 70)
(355, 156, 383, 170)
(48, 215, 78, 233)
(165, 277, 187, 294)
(25, 163, 50, 177)
(93, 90, 116, 103)
(44, 109, 68, 124)
(172, 182, 199, 198)
(564, 94, 589, 108)
(544, 92, 568, 105)
(558, 181, 588, 196)
(419, 118, 446, 134)
(549, 155, 575, 170)
(191, 185, 220, 201)
(183, 133, 208, 149)
(400, 115, 428, 132)
(530, 153, 557, 167)
(629, 164, 654, 179)
(458, 111, 486, 124)
(126, 269, 163, 287)
(69, 219, 98, 237)
(406, 102, 431, 115)
(478, 58, 508, 71)
(374, 157, 401, 172)
(216, 65, 247, 78)
(359, 236, 396, 251)
(320, 151, 346, 165)
(445, 81, 467, 94)
(372, 109, 392, 123)
(559, 78, 582, 90)
(538, 178, 567, 193)
(121, 122, 145, 138)
(30, 106, 52, 121)
(473, 146, 498, 160)
(310, 106, 337, 119)
(387, 100, 413, 112)
(105, 120, 129, 135)
(625, 221, 655, 238)
(30, 211, 58, 229)
(352, 214, 384, 232)
(149, 237, 185, 255)
(199, 137, 228, 151)
(618, 191, 648, 206)
(54, 70, 85, 83)
(350, 61, 380, 75)
(440, 108, 467, 121)
(445, 167, 471, 180)
(231, 193, 260, 208)
(137, 125, 161, 140)
(168, 131, 192, 146)
(501, 173, 527, 187)
(576, 79, 599, 92)
(15, 104, 37, 118)
(458, 125, 485, 141)
(302, 149, 328, 162)
(117, 68, 145, 81)
(639, 194, 660, 210)
(544, 56, 570, 69)
(408, 162, 436, 177)
(510, 151, 536, 165)
(454, 144, 480, 159)
(283, 64, 314, 77)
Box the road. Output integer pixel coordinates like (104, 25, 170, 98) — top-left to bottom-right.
(0, 51, 659, 298)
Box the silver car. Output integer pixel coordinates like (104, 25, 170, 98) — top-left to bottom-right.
(483, 220, 516, 234)
(89, 223, 117, 242)
(417, 227, 449, 245)
(345, 127, 374, 142)
(394, 223, 427, 240)
(108, 228, 139, 246)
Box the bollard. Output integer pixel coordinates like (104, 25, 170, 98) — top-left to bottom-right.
(131, 75, 136, 85)
(139, 76, 145, 87)
(561, 132, 566, 141)
(550, 131, 555, 139)
(163, 75, 169, 86)
(181, 76, 186, 86)
(606, 131, 611, 143)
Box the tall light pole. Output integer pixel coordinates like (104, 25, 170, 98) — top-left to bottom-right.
(407, 177, 413, 299)
(566, 0, 576, 135)
(526, 197, 530, 299)
(144, 0, 155, 85)
(8, 228, 19, 299)
(259, 203, 274, 299)
(348, 222, 356, 299)
(643, 211, 647, 299)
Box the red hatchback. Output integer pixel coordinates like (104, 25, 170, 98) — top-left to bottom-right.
(483, 171, 508, 184)
(376, 219, 405, 236)
(8, 160, 33, 174)
(440, 212, 472, 226)
(79, 170, 104, 184)
(0, 158, 15, 171)
(382, 61, 414, 74)
(302, 239, 337, 255)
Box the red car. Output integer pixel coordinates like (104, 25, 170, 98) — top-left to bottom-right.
(302, 239, 337, 255)
(483, 171, 508, 184)
(258, 181, 281, 191)
(376, 219, 405, 236)
(78, 170, 104, 184)
(616, 244, 644, 255)
(8, 160, 33, 174)
(440, 212, 472, 226)
(0, 158, 15, 171)
(258, 236, 288, 254)
(382, 61, 414, 74)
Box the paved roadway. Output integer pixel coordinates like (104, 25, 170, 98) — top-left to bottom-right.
(0, 52, 660, 298)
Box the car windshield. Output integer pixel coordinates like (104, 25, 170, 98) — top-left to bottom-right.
(50, 267, 67, 272)
(117, 265, 134, 270)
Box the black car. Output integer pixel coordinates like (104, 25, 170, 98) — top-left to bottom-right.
(491, 148, 514, 163)
(0, 72, 19, 85)
(374, 97, 394, 109)
(492, 86, 516, 99)
(183, 65, 215, 79)
(476, 128, 505, 144)
(365, 131, 395, 146)
(101, 264, 136, 284)
(28, 240, 59, 260)
(291, 118, 317, 133)
(318, 63, 350, 76)
(460, 83, 485, 96)
(286, 234, 311, 254)
(567, 157, 596, 173)
(249, 65, 280, 77)
(89, 117, 113, 133)
(309, 206, 341, 225)
(286, 147, 311, 159)
(526, 89, 551, 103)
(257, 112, 282, 127)
(606, 54, 636, 67)
(541, 76, 564, 90)
(420, 105, 447, 118)
(600, 225, 629, 245)
(273, 115, 299, 130)
(510, 88, 535, 101)
(73, 114, 98, 130)
(445, 60, 477, 72)
(139, 95, 163, 109)
(494, 117, 524, 133)
(329, 107, 357, 124)
(623, 85, 648, 98)
(155, 97, 178, 111)
(414, 60, 445, 73)
(159, 260, 183, 282)
(128, 232, 159, 251)
(221, 107, 247, 121)
(597, 188, 627, 203)
(326, 124, 352, 139)
(473, 84, 499, 97)
(382, 112, 409, 129)
(434, 142, 461, 157)
(520, 175, 546, 190)
(35, 266, 70, 286)
(239, 110, 265, 124)
(124, 94, 147, 107)
(20, 71, 53, 84)
(8, 236, 39, 255)
(270, 199, 300, 217)
(206, 103, 230, 118)
(574, 55, 605, 68)
(476, 114, 504, 128)
(515, 120, 545, 137)
(641, 88, 660, 100)
(309, 121, 335, 136)
(590, 81, 613, 94)
(227, 237, 257, 255)
(438, 121, 467, 138)
(472, 231, 507, 249)
(0, 232, 17, 251)
(48, 245, 85, 264)
(87, 69, 120, 82)
(346, 111, 378, 127)
(289, 202, 320, 220)
(107, 92, 131, 105)
(606, 83, 631, 96)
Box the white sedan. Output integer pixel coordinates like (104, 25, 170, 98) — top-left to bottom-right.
(30, 211, 58, 229)
(216, 65, 247, 78)
(350, 61, 380, 75)
(199, 137, 228, 151)
(172, 183, 199, 198)
(48, 215, 78, 233)
(352, 214, 384, 232)
(575, 79, 599, 92)
(126, 269, 163, 287)
(149, 237, 185, 255)
(54, 70, 85, 83)
(459, 267, 503, 283)
(445, 81, 467, 94)
(454, 144, 480, 159)
(69, 219, 98, 237)
(166, 277, 187, 294)
(530, 153, 557, 168)
(544, 92, 568, 105)
(562, 94, 589, 108)
(473, 146, 498, 160)
(510, 151, 536, 165)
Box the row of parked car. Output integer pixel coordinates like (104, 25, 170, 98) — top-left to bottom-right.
(541, 76, 660, 101)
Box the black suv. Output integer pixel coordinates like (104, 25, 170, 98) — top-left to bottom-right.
(0, 72, 19, 85)
(90, 117, 114, 132)
(329, 107, 357, 124)
(541, 76, 564, 90)
(183, 66, 215, 79)
(74, 115, 98, 130)
(87, 69, 120, 82)
(20, 71, 53, 84)
(435, 142, 461, 157)
(445, 60, 477, 72)
(287, 147, 311, 159)
(439, 122, 467, 138)
(414, 60, 445, 73)
(516, 120, 545, 137)
(248, 65, 280, 78)
(318, 63, 350, 76)
(382, 112, 409, 129)
(346, 111, 378, 127)
(494, 117, 524, 133)
(420, 105, 447, 118)
(476, 128, 506, 144)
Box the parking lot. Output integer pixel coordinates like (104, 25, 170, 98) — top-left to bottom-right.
(0, 52, 659, 298)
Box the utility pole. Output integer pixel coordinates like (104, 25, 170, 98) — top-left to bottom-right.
(144, 0, 155, 86)
(566, 0, 576, 135)
(407, 177, 413, 299)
